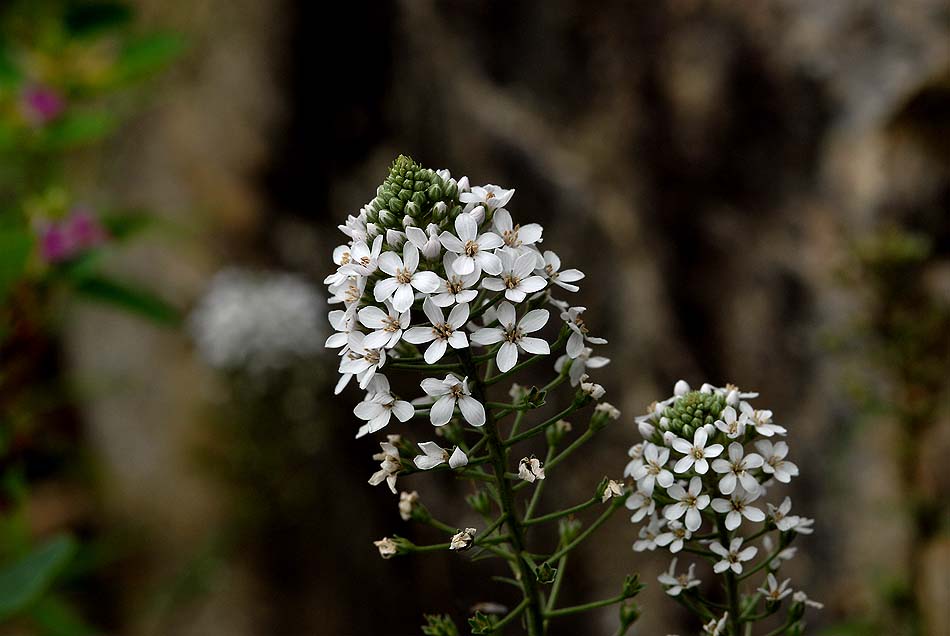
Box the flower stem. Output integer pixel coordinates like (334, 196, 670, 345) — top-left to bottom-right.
(715, 517, 743, 635)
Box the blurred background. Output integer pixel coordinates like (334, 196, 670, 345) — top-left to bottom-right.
(1, 0, 949, 635)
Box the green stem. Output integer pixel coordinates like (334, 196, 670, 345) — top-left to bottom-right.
(545, 592, 629, 618)
(505, 401, 587, 447)
(715, 517, 742, 636)
(523, 497, 599, 526)
(544, 497, 625, 565)
(491, 597, 530, 632)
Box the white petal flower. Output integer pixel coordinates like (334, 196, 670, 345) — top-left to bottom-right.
(353, 377, 414, 438)
(671, 428, 724, 475)
(358, 301, 410, 349)
(702, 612, 729, 636)
(459, 184, 514, 210)
(419, 374, 485, 427)
(658, 557, 701, 595)
(631, 443, 674, 496)
(481, 248, 548, 302)
(368, 437, 402, 494)
(492, 208, 543, 248)
(339, 332, 387, 390)
(374, 537, 398, 559)
(755, 440, 799, 483)
(601, 479, 625, 502)
(402, 299, 471, 364)
(406, 223, 443, 261)
(757, 573, 793, 602)
(741, 401, 786, 436)
(711, 442, 764, 495)
(624, 443, 645, 478)
(398, 490, 420, 521)
(518, 456, 546, 483)
(412, 441, 469, 470)
(663, 476, 710, 532)
(655, 520, 692, 554)
(710, 537, 757, 574)
(374, 242, 441, 312)
(555, 347, 610, 386)
(581, 377, 607, 400)
(432, 253, 480, 307)
(625, 488, 656, 522)
(439, 212, 504, 276)
(710, 487, 766, 531)
(540, 249, 585, 292)
(792, 591, 823, 609)
(325, 308, 357, 350)
(471, 302, 550, 372)
(633, 513, 665, 552)
(561, 306, 607, 359)
(713, 405, 748, 439)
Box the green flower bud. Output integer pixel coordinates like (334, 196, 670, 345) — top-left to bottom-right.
(661, 390, 727, 437)
(427, 184, 443, 200)
(389, 197, 405, 213)
(536, 561, 558, 584)
(621, 574, 645, 598)
(465, 489, 493, 516)
(619, 601, 641, 627)
(559, 516, 583, 544)
(377, 209, 396, 227)
(468, 612, 494, 635)
(422, 614, 459, 636)
(546, 419, 572, 447)
(404, 201, 420, 218)
(444, 180, 458, 199)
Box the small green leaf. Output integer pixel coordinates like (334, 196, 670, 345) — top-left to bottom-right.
(112, 33, 185, 83)
(0, 535, 77, 621)
(72, 275, 180, 326)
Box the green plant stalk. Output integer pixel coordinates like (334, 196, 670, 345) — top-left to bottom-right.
(459, 349, 546, 636)
(715, 516, 742, 635)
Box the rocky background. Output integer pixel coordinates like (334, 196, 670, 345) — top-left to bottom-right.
(44, 0, 950, 634)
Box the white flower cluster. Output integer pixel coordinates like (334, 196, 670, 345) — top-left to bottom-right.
(624, 381, 816, 607)
(323, 157, 610, 487)
(190, 267, 325, 372)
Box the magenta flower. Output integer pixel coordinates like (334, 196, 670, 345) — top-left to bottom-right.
(21, 85, 66, 124)
(38, 209, 108, 264)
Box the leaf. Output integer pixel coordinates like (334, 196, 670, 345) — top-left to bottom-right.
(72, 275, 180, 326)
(0, 228, 34, 304)
(42, 112, 116, 150)
(0, 535, 77, 621)
(111, 33, 185, 83)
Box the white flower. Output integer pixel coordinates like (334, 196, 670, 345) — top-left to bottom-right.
(412, 441, 469, 470)
(403, 299, 470, 364)
(386, 229, 406, 248)
(758, 573, 793, 602)
(655, 520, 692, 553)
(595, 402, 621, 419)
(674, 380, 691, 396)
(432, 254, 480, 307)
(741, 402, 786, 436)
(374, 537, 398, 559)
(711, 487, 766, 531)
(327, 236, 384, 283)
(354, 378, 414, 438)
(792, 591, 823, 609)
(711, 442, 764, 495)
(471, 302, 550, 372)
(624, 443, 645, 478)
(368, 437, 402, 494)
(358, 301, 410, 349)
(555, 347, 610, 386)
(561, 306, 607, 359)
(633, 513, 665, 552)
(625, 488, 656, 522)
(763, 535, 797, 569)
(710, 537, 758, 574)
(406, 223, 443, 261)
(631, 443, 674, 496)
(541, 250, 584, 292)
(459, 184, 514, 210)
(789, 516, 815, 534)
(398, 491, 420, 521)
(373, 242, 441, 312)
(493, 208, 542, 248)
(449, 527, 477, 551)
(327, 274, 365, 308)
(702, 612, 728, 636)
(714, 405, 748, 439)
(518, 456, 546, 482)
(325, 309, 356, 350)
(602, 479, 625, 502)
(658, 557, 700, 595)
(755, 440, 799, 483)
(581, 377, 607, 399)
(339, 332, 387, 389)
(671, 428, 724, 475)
(766, 496, 798, 531)
(439, 212, 504, 276)
(664, 476, 710, 532)
(481, 248, 547, 302)
(419, 374, 485, 427)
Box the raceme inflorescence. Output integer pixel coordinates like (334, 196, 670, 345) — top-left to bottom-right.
(627, 381, 820, 635)
(325, 155, 640, 635)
